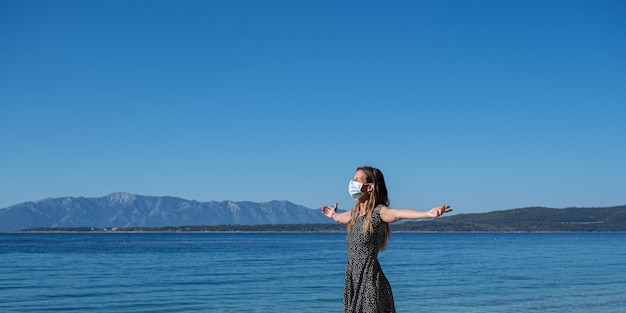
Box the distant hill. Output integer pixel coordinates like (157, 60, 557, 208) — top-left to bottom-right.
(0, 193, 331, 232)
(395, 205, 626, 232)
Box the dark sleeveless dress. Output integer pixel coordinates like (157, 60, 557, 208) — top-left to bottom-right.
(344, 205, 395, 313)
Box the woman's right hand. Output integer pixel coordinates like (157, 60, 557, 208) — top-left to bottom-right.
(321, 202, 338, 219)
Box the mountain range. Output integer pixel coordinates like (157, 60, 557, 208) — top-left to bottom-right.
(0, 192, 331, 232)
(1, 193, 624, 232)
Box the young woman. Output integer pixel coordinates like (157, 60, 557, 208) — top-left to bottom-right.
(321, 166, 452, 313)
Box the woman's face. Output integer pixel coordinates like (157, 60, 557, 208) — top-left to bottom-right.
(353, 170, 372, 193)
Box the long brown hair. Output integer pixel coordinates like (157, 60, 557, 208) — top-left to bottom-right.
(347, 166, 391, 250)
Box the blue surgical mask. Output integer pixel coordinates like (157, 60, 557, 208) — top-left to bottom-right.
(348, 180, 364, 200)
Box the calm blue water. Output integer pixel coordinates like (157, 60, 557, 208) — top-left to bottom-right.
(0, 232, 624, 312)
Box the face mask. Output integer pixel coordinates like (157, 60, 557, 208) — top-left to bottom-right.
(348, 180, 365, 200)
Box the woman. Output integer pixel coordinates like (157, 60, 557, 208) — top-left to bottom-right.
(321, 166, 452, 313)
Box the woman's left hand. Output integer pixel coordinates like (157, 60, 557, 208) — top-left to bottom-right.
(429, 205, 452, 218)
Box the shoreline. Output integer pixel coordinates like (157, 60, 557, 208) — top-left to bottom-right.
(6, 230, 626, 234)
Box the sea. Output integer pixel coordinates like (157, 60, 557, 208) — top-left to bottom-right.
(0, 232, 624, 313)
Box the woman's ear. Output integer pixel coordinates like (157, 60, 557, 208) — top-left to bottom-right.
(367, 184, 375, 192)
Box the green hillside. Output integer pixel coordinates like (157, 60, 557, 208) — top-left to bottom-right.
(395, 205, 626, 232)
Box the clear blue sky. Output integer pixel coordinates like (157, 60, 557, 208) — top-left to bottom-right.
(1, 0, 624, 213)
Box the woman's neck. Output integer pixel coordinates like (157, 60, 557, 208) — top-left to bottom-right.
(358, 201, 370, 216)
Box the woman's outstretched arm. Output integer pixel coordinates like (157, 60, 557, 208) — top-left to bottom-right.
(380, 205, 452, 223)
(322, 202, 351, 224)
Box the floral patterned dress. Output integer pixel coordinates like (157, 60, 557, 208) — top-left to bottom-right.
(344, 205, 395, 313)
